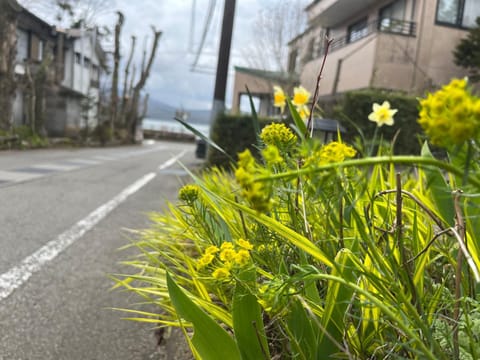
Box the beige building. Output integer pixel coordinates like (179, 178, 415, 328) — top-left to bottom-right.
(231, 66, 297, 117)
(290, 0, 480, 97)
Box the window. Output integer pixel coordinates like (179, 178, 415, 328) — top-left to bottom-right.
(288, 48, 298, 73)
(379, 0, 406, 29)
(37, 40, 43, 61)
(347, 18, 369, 43)
(84, 57, 91, 68)
(436, 0, 480, 28)
(75, 52, 82, 64)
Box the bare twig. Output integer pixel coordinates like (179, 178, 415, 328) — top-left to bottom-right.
(305, 37, 334, 138)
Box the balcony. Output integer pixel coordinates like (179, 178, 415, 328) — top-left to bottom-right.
(307, 0, 378, 27)
(326, 18, 416, 54)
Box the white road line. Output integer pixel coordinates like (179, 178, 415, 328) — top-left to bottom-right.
(158, 150, 188, 170)
(0, 172, 157, 301)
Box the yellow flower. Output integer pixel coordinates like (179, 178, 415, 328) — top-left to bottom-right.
(418, 78, 480, 147)
(205, 245, 219, 254)
(197, 253, 214, 269)
(237, 238, 253, 250)
(273, 86, 286, 113)
(234, 249, 250, 266)
(297, 105, 310, 122)
(178, 184, 199, 204)
(292, 86, 311, 107)
(220, 248, 236, 262)
(212, 267, 230, 280)
(260, 123, 297, 148)
(220, 242, 234, 250)
(368, 101, 397, 127)
(262, 145, 284, 166)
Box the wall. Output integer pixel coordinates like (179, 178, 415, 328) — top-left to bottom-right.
(300, 34, 377, 95)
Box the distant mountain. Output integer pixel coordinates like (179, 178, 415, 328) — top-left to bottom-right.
(146, 99, 177, 120)
(146, 98, 212, 125)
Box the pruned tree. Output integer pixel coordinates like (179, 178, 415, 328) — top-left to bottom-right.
(0, 0, 21, 131)
(109, 11, 124, 137)
(454, 17, 480, 82)
(120, 35, 136, 127)
(125, 27, 161, 142)
(241, 0, 307, 72)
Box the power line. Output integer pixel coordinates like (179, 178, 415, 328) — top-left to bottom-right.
(191, 0, 217, 71)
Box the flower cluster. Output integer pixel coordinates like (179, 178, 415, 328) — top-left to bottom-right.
(178, 184, 199, 204)
(273, 85, 311, 121)
(260, 123, 297, 150)
(235, 149, 271, 212)
(303, 141, 357, 168)
(418, 78, 480, 147)
(197, 239, 254, 280)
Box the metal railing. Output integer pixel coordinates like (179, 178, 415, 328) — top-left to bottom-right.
(326, 18, 416, 54)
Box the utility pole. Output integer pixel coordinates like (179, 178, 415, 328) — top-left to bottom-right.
(210, 0, 236, 124)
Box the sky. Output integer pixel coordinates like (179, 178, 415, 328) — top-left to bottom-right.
(22, 0, 293, 112)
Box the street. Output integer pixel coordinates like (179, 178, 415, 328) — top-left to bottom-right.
(0, 140, 197, 359)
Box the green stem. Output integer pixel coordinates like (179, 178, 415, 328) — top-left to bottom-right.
(254, 156, 480, 190)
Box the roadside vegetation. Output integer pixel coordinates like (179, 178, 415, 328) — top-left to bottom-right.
(114, 74, 480, 359)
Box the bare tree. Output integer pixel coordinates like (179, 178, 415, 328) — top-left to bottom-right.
(109, 11, 124, 137)
(119, 35, 136, 126)
(0, 0, 21, 131)
(242, 0, 307, 72)
(125, 27, 162, 142)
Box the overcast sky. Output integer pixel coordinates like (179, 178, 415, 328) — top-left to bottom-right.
(19, 0, 309, 112)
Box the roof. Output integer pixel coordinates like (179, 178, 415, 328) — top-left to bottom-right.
(234, 66, 298, 83)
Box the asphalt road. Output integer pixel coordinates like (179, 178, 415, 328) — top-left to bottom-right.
(0, 140, 198, 359)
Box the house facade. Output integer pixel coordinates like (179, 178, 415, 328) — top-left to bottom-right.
(231, 66, 298, 116)
(13, 7, 56, 127)
(289, 0, 480, 97)
(10, 4, 105, 137)
(46, 28, 104, 136)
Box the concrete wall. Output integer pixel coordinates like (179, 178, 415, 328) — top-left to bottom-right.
(300, 34, 377, 95)
(231, 72, 275, 113)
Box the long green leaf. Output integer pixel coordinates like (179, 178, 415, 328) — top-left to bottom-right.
(166, 272, 241, 360)
(174, 116, 233, 162)
(420, 142, 455, 226)
(245, 86, 261, 146)
(233, 268, 269, 360)
(286, 98, 306, 141)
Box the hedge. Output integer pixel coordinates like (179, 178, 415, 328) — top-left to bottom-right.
(207, 113, 281, 168)
(331, 89, 423, 155)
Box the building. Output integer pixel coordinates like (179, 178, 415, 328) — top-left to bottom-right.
(231, 66, 298, 116)
(11, 4, 105, 137)
(13, 6, 56, 127)
(289, 0, 480, 97)
(46, 27, 105, 136)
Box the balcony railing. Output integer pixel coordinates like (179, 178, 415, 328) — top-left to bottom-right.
(326, 18, 416, 54)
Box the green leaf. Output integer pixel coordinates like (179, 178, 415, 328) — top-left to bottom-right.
(318, 249, 357, 357)
(233, 268, 269, 360)
(174, 116, 233, 162)
(421, 142, 455, 226)
(166, 272, 241, 360)
(245, 86, 261, 143)
(286, 98, 306, 141)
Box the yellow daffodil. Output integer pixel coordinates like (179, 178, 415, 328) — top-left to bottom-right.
(368, 101, 397, 127)
(297, 105, 310, 122)
(292, 86, 311, 107)
(273, 86, 286, 113)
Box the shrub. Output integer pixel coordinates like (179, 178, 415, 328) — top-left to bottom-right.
(333, 89, 423, 154)
(207, 113, 282, 167)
